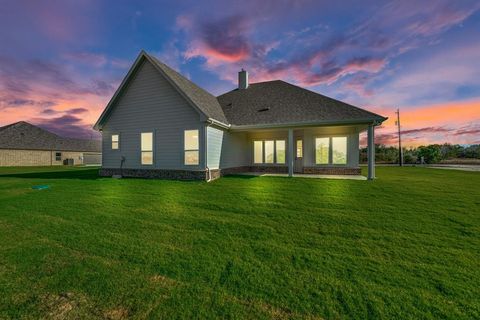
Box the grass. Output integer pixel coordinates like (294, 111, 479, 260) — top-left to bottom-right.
(0, 166, 479, 319)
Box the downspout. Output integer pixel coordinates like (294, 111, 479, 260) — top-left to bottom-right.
(204, 123, 212, 182)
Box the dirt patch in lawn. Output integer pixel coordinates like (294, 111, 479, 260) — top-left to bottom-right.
(103, 307, 129, 320)
(150, 274, 178, 287)
(42, 292, 88, 319)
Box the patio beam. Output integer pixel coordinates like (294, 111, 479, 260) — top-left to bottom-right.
(288, 128, 294, 177)
(367, 124, 375, 180)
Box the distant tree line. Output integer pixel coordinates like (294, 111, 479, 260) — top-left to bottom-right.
(360, 144, 480, 164)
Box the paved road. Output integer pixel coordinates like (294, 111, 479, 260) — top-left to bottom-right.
(427, 164, 480, 172)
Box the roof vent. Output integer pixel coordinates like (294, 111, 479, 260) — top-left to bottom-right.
(257, 107, 270, 112)
(238, 69, 248, 90)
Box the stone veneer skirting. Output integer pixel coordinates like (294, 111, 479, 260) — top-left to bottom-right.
(99, 168, 207, 180)
(99, 165, 361, 181)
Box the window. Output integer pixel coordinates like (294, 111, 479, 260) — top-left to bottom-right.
(254, 141, 263, 164)
(55, 152, 62, 161)
(276, 140, 285, 163)
(296, 140, 303, 158)
(315, 138, 329, 164)
(253, 140, 285, 164)
(332, 137, 347, 164)
(264, 140, 274, 163)
(184, 130, 199, 165)
(141, 132, 153, 165)
(112, 134, 119, 149)
(315, 136, 348, 165)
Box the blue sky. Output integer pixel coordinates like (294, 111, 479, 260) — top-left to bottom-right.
(0, 0, 479, 145)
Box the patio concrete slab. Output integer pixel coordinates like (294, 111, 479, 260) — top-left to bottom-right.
(237, 172, 367, 180)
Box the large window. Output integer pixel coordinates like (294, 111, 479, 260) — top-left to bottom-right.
(253, 140, 285, 164)
(265, 140, 274, 163)
(254, 141, 263, 164)
(184, 130, 199, 165)
(112, 134, 119, 150)
(315, 138, 329, 164)
(315, 137, 347, 165)
(332, 137, 347, 164)
(141, 132, 153, 165)
(276, 140, 285, 163)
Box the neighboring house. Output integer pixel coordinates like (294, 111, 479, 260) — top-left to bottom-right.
(0, 121, 101, 166)
(94, 51, 386, 180)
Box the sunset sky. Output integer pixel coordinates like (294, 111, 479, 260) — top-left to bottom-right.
(0, 0, 479, 146)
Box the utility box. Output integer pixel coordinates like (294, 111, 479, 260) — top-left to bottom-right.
(63, 158, 74, 166)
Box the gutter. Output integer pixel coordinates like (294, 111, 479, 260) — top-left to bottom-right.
(206, 118, 231, 129)
(229, 117, 388, 131)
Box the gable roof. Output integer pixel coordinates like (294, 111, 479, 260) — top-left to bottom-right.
(148, 56, 228, 124)
(94, 51, 228, 130)
(0, 121, 101, 152)
(217, 80, 387, 128)
(94, 50, 386, 131)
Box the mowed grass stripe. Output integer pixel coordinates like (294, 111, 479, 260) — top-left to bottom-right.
(0, 166, 479, 319)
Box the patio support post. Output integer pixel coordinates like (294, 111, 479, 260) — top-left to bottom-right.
(288, 128, 294, 177)
(367, 124, 375, 180)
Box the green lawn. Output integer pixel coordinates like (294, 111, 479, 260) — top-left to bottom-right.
(0, 166, 479, 319)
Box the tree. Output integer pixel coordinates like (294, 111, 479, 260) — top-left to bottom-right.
(417, 145, 441, 164)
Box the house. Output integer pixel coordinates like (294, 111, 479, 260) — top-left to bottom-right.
(0, 121, 101, 166)
(94, 51, 386, 180)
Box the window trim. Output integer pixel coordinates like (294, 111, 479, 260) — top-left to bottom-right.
(184, 129, 199, 166)
(111, 134, 119, 150)
(314, 135, 348, 166)
(141, 132, 154, 166)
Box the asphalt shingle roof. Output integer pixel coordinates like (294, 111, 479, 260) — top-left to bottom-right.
(0, 121, 101, 152)
(96, 51, 386, 129)
(217, 80, 386, 126)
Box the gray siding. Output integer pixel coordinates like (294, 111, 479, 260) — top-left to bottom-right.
(219, 131, 249, 168)
(101, 59, 205, 170)
(206, 126, 224, 169)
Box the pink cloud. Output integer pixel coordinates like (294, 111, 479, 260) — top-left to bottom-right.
(362, 100, 480, 147)
(184, 15, 253, 65)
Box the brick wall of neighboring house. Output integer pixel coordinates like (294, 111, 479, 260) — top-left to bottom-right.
(0, 149, 86, 166)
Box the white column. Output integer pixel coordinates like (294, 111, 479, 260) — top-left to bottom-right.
(367, 125, 375, 180)
(288, 128, 294, 177)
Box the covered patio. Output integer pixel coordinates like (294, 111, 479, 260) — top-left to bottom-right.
(223, 122, 377, 180)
